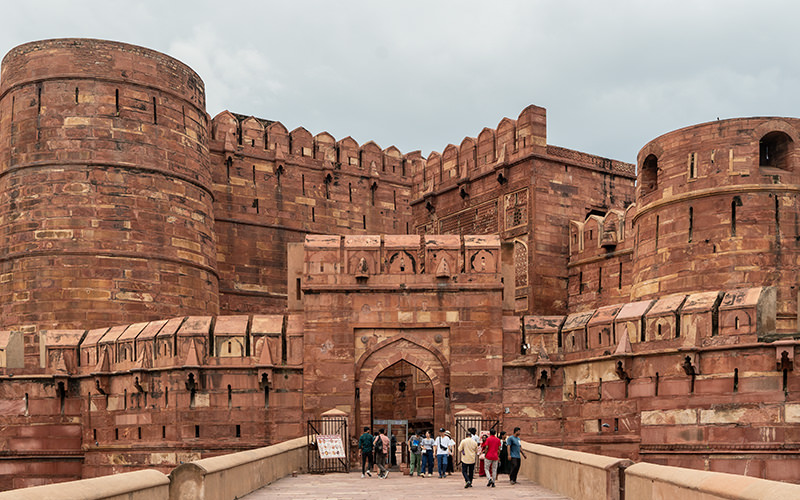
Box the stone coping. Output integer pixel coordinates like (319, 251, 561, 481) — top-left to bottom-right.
(0, 469, 169, 500)
(625, 462, 800, 499)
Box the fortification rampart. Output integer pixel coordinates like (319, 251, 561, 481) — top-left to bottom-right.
(207, 112, 415, 315)
(0, 39, 218, 336)
(632, 117, 800, 331)
(0, 314, 304, 484)
(410, 105, 636, 316)
(567, 207, 636, 311)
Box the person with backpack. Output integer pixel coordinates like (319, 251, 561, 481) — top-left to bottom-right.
(407, 429, 423, 477)
(434, 427, 454, 478)
(421, 430, 435, 477)
(358, 426, 374, 478)
(373, 428, 391, 479)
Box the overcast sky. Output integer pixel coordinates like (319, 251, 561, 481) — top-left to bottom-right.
(1, 1, 797, 164)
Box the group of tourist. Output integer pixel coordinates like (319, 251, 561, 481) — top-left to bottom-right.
(357, 425, 526, 487)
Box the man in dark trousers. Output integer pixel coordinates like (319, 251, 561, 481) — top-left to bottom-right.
(373, 428, 391, 479)
(506, 427, 527, 485)
(358, 427, 374, 478)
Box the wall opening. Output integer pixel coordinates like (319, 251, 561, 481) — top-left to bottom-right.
(371, 360, 434, 439)
(641, 154, 658, 195)
(731, 196, 742, 236)
(759, 131, 793, 170)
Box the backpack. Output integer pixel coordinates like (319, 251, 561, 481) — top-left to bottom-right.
(410, 436, 420, 453)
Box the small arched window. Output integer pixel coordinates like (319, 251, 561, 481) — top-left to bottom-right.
(760, 131, 793, 170)
(641, 154, 658, 195)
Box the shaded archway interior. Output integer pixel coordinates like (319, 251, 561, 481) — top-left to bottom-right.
(371, 360, 434, 442)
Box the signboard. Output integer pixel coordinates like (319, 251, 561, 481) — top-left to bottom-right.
(316, 434, 346, 459)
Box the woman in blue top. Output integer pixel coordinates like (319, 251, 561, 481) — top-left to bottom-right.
(420, 430, 435, 477)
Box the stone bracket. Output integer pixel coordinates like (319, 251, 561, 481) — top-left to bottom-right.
(533, 363, 552, 389)
(614, 358, 631, 381)
(682, 353, 698, 376)
(775, 341, 794, 371)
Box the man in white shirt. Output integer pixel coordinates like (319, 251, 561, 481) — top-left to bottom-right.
(434, 427, 454, 478)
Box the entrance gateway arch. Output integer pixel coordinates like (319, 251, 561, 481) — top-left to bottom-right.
(356, 332, 450, 435)
(298, 234, 508, 460)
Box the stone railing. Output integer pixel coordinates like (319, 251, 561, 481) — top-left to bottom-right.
(520, 441, 632, 500)
(0, 437, 307, 500)
(519, 441, 800, 500)
(0, 470, 169, 500)
(169, 436, 307, 500)
(625, 462, 800, 500)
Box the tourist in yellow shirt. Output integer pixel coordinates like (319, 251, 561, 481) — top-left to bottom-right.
(457, 427, 479, 488)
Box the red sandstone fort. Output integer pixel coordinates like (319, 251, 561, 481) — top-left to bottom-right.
(0, 38, 798, 490)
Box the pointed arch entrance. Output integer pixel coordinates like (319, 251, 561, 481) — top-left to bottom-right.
(356, 335, 449, 437)
(372, 360, 433, 434)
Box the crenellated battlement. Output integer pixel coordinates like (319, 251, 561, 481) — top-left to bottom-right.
(523, 287, 776, 362)
(302, 234, 504, 289)
(210, 111, 420, 182)
(0, 314, 306, 378)
(411, 104, 635, 201)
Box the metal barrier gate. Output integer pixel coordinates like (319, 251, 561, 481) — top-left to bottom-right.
(307, 416, 349, 474)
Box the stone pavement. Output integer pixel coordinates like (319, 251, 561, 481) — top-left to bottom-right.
(244, 471, 571, 499)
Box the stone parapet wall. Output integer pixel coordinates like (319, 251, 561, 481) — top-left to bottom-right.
(0, 437, 307, 500)
(0, 469, 169, 500)
(169, 436, 306, 500)
(519, 441, 632, 500)
(625, 462, 800, 500)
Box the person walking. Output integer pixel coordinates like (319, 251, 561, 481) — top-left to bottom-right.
(498, 430, 509, 475)
(358, 426, 374, 478)
(434, 427, 454, 478)
(482, 428, 502, 487)
(407, 429, 423, 477)
(421, 430, 435, 477)
(373, 429, 391, 479)
(506, 427, 528, 485)
(445, 430, 454, 475)
(390, 433, 397, 467)
(458, 427, 479, 488)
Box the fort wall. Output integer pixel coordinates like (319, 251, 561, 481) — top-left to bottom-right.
(208, 112, 414, 315)
(631, 118, 800, 332)
(0, 38, 799, 491)
(410, 105, 637, 316)
(0, 39, 218, 336)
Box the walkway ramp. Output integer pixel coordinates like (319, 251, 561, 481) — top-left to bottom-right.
(243, 472, 571, 499)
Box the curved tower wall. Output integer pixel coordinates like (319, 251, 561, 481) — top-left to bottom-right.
(631, 117, 800, 331)
(0, 39, 218, 332)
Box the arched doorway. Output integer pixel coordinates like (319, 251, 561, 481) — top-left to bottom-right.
(355, 335, 450, 446)
(371, 360, 434, 445)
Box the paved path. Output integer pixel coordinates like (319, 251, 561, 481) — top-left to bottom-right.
(244, 471, 571, 499)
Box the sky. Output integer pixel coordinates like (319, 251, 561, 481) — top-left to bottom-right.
(1, 1, 798, 164)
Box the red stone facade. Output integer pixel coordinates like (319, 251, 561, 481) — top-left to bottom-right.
(0, 38, 799, 491)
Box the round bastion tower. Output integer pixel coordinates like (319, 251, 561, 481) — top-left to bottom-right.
(0, 39, 218, 332)
(631, 117, 800, 332)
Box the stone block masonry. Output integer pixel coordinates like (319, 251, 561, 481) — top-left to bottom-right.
(0, 37, 799, 490)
